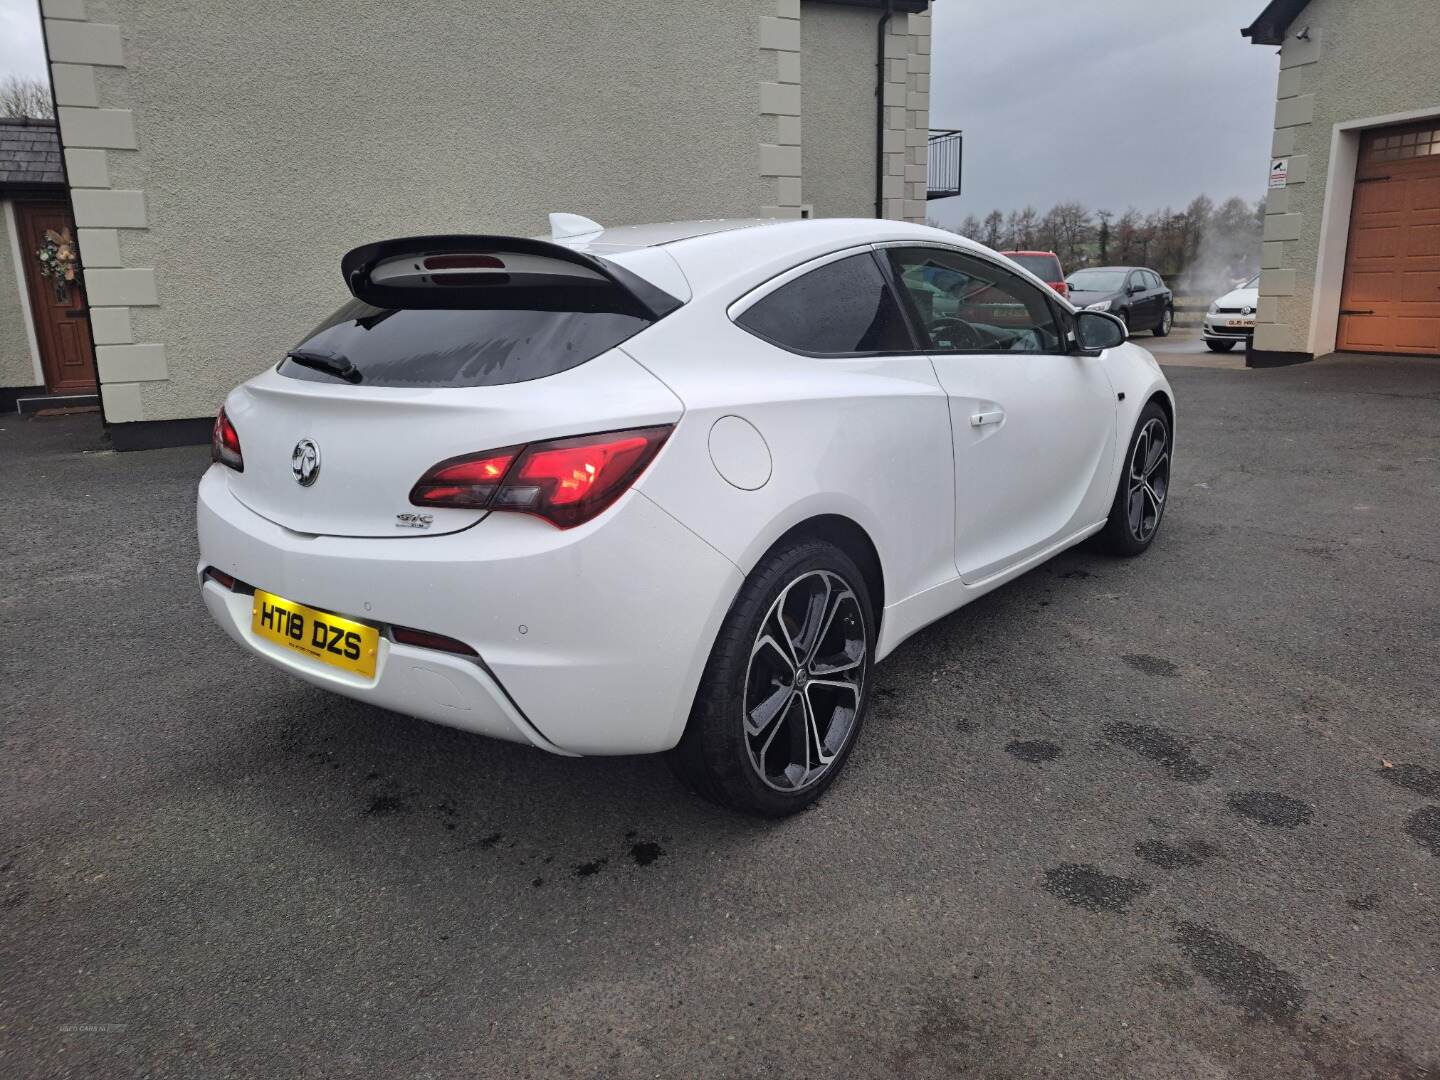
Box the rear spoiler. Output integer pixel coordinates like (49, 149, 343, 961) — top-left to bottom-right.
(339, 234, 683, 318)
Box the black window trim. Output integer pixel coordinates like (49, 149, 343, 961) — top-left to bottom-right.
(727, 245, 922, 359)
(876, 241, 1076, 358)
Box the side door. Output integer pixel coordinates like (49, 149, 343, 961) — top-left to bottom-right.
(1123, 270, 1149, 330)
(883, 245, 1118, 584)
(1145, 271, 1169, 328)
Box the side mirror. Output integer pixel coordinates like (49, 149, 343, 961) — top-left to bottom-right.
(1074, 310, 1127, 353)
(1127, 283, 1144, 295)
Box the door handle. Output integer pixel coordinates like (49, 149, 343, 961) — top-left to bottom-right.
(970, 409, 1004, 427)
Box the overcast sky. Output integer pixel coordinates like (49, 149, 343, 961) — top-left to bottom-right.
(928, 0, 1279, 223)
(2, 0, 1277, 220)
(1, 0, 45, 82)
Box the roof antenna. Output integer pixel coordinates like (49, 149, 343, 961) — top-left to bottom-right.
(549, 213, 604, 239)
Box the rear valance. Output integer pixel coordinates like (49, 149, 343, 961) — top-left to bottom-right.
(340, 234, 683, 318)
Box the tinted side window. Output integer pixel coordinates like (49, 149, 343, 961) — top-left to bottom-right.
(736, 253, 913, 355)
(1148, 271, 1165, 290)
(887, 247, 1064, 354)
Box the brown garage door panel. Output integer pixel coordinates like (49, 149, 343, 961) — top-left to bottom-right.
(1408, 222, 1440, 257)
(1348, 226, 1402, 261)
(1394, 318, 1440, 353)
(1400, 271, 1440, 302)
(1346, 271, 1396, 303)
(1340, 316, 1390, 349)
(1338, 121, 1440, 355)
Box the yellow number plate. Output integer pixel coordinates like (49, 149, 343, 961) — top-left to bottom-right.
(251, 589, 379, 678)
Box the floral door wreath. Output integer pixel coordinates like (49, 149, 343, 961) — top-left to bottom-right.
(36, 227, 79, 302)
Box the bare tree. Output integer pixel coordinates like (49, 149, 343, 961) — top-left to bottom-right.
(981, 210, 1004, 249)
(0, 76, 54, 120)
(1095, 210, 1113, 264)
(958, 214, 982, 240)
(1044, 202, 1093, 268)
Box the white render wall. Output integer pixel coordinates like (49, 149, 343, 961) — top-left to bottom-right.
(47, 0, 932, 426)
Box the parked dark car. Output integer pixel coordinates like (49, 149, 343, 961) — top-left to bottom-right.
(1064, 266, 1173, 337)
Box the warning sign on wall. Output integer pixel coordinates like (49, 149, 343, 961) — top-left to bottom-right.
(1269, 158, 1289, 189)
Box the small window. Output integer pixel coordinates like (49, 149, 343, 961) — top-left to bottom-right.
(735, 252, 912, 355)
(887, 247, 1064, 354)
(1145, 271, 1164, 290)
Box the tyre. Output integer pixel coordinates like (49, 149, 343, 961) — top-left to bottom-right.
(1205, 339, 1237, 352)
(1096, 401, 1171, 557)
(1152, 306, 1173, 337)
(670, 539, 873, 817)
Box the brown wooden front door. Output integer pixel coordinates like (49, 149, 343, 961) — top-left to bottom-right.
(15, 199, 98, 393)
(1337, 121, 1440, 356)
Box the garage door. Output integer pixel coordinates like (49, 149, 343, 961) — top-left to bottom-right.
(1337, 121, 1440, 355)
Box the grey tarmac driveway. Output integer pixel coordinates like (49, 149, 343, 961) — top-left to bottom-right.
(2, 352, 1439, 1079)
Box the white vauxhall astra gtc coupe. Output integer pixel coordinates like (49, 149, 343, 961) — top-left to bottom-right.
(198, 215, 1174, 816)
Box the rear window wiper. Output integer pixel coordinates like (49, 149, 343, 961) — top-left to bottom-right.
(286, 348, 362, 384)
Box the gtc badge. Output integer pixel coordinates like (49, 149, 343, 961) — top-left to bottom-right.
(292, 439, 321, 487)
(395, 512, 433, 529)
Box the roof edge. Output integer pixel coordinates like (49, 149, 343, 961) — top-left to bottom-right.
(1242, 0, 1310, 45)
(806, 0, 931, 14)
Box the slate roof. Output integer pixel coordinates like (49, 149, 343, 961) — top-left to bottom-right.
(0, 118, 64, 191)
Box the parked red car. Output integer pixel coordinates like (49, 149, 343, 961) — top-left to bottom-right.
(1001, 251, 1069, 300)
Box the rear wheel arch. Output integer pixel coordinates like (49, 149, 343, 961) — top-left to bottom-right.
(750, 515, 885, 639)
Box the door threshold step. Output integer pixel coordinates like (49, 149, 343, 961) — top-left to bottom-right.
(16, 392, 99, 415)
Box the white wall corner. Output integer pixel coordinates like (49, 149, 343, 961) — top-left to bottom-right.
(1262, 213, 1302, 243)
(84, 267, 158, 307)
(50, 63, 98, 107)
(71, 188, 147, 229)
(96, 342, 167, 383)
(56, 107, 137, 150)
(88, 306, 133, 345)
(41, 0, 87, 18)
(44, 20, 124, 67)
(1275, 93, 1316, 129)
(1259, 268, 1297, 296)
(64, 147, 109, 188)
(100, 380, 144, 422)
(76, 227, 122, 268)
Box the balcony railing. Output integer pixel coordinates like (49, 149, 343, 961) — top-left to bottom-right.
(927, 129, 963, 200)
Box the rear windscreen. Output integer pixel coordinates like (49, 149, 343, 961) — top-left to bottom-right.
(1009, 254, 1063, 282)
(277, 299, 652, 388)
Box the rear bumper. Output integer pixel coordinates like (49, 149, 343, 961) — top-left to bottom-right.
(196, 466, 742, 755)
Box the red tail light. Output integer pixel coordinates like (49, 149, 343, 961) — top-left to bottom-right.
(410, 425, 672, 528)
(409, 448, 520, 508)
(211, 406, 243, 471)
